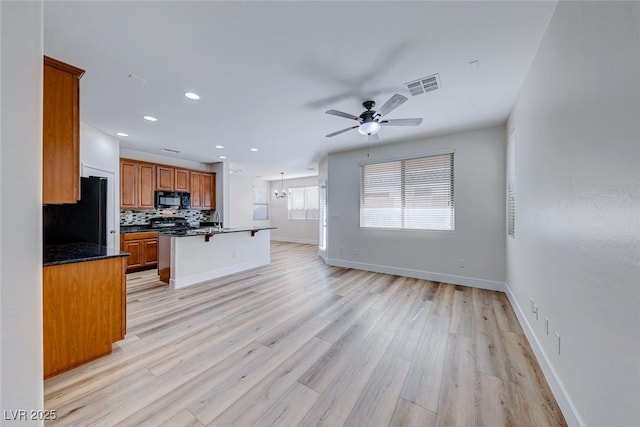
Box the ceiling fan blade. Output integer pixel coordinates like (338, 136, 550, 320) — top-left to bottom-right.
(381, 118, 423, 126)
(326, 125, 359, 137)
(375, 94, 408, 117)
(325, 109, 360, 121)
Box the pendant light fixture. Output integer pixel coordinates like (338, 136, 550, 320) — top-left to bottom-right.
(274, 172, 287, 198)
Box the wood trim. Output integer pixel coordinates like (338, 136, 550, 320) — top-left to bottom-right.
(44, 55, 85, 78)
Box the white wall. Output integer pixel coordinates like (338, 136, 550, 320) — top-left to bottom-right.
(326, 125, 506, 289)
(506, 3, 640, 427)
(227, 174, 270, 229)
(0, 1, 44, 423)
(270, 176, 319, 244)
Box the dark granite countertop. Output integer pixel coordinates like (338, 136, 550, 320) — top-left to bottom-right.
(120, 225, 152, 233)
(44, 242, 129, 266)
(158, 226, 276, 237)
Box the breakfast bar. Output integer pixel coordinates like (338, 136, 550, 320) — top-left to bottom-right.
(158, 226, 275, 289)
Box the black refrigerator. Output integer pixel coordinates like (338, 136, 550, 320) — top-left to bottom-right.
(44, 176, 108, 246)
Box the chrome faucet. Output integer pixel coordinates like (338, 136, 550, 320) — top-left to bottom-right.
(212, 210, 222, 230)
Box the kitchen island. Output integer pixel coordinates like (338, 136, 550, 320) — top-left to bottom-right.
(158, 226, 275, 289)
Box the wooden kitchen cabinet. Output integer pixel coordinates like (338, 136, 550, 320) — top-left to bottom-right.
(139, 162, 156, 209)
(121, 231, 158, 272)
(190, 171, 203, 209)
(43, 56, 85, 204)
(120, 159, 138, 209)
(157, 165, 175, 191)
(43, 256, 125, 379)
(120, 159, 156, 209)
(203, 172, 216, 210)
(120, 158, 214, 210)
(175, 168, 190, 192)
(190, 171, 215, 210)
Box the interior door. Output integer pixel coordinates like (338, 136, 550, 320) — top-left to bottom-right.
(82, 164, 117, 250)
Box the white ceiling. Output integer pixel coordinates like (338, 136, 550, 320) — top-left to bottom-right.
(43, 1, 556, 180)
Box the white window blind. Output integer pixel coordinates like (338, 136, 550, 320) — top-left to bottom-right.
(288, 186, 319, 221)
(360, 153, 454, 230)
(507, 133, 515, 237)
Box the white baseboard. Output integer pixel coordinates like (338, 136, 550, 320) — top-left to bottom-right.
(170, 257, 271, 289)
(271, 237, 318, 245)
(325, 258, 506, 291)
(504, 283, 583, 427)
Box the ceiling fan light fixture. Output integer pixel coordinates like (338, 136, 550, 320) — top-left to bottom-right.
(358, 121, 381, 136)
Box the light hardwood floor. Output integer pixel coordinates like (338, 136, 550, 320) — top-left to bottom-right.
(44, 242, 567, 426)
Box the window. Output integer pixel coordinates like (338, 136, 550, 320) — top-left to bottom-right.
(252, 187, 269, 220)
(288, 186, 319, 220)
(360, 153, 454, 230)
(507, 132, 515, 237)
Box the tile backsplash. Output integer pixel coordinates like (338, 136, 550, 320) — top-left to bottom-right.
(120, 209, 215, 225)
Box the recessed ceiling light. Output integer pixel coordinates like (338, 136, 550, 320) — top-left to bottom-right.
(215, 145, 224, 149)
(143, 115, 157, 122)
(116, 132, 128, 137)
(250, 148, 258, 152)
(219, 156, 227, 159)
(184, 92, 200, 100)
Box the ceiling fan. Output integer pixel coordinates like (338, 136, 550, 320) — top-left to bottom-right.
(325, 94, 423, 139)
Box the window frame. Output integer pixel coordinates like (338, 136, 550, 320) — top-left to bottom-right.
(287, 185, 319, 221)
(359, 150, 455, 232)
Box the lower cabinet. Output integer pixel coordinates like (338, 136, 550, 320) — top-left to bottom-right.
(43, 256, 126, 379)
(121, 231, 158, 273)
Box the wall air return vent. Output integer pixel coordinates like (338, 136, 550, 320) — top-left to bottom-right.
(405, 73, 440, 96)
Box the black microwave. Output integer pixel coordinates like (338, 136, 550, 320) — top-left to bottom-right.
(155, 191, 190, 209)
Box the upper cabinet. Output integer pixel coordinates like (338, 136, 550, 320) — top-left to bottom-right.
(120, 159, 156, 209)
(175, 169, 190, 192)
(120, 159, 214, 210)
(43, 56, 85, 204)
(189, 171, 216, 210)
(202, 173, 215, 210)
(156, 166, 175, 191)
(190, 171, 203, 209)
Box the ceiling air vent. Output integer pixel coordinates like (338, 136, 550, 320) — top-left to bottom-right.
(405, 73, 440, 96)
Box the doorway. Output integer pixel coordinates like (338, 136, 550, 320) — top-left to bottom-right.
(82, 164, 117, 250)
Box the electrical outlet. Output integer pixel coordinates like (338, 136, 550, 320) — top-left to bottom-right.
(353, 248, 358, 255)
(533, 305, 539, 320)
(529, 298, 535, 313)
(459, 259, 466, 269)
(555, 332, 561, 355)
(545, 317, 550, 335)
(339, 247, 344, 254)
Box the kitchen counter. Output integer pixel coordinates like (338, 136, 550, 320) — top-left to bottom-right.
(159, 226, 276, 237)
(44, 242, 129, 266)
(158, 226, 275, 288)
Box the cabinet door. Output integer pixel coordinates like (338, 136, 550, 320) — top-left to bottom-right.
(138, 163, 156, 209)
(175, 169, 190, 192)
(123, 240, 142, 269)
(202, 173, 215, 210)
(157, 166, 175, 191)
(43, 56, 84, 204)
(190, 172, 203, 209)
(120, 160, 138, 209)
(142, 238, 158, 266)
